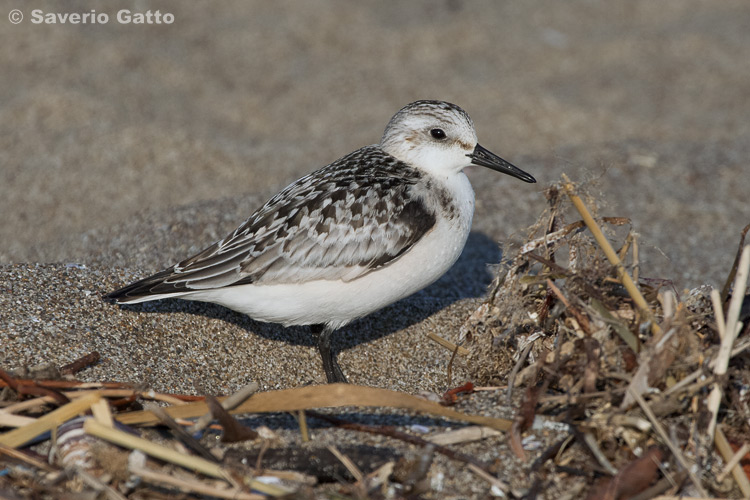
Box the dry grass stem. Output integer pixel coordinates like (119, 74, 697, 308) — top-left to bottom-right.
(0, 412, 36, 428)
(716, 441, 750, 483)
(581, 430, 617, 475)
(327, 444, 364, 483)
(714, 426, 750, 497)
(707, 245, 749, 439)
(0, 392, 101, 448)
(188, 381, 259, 434)
(297, 409, 310, 442)
(710, 288, 726, 341)
(467, 463, 509, 494)
(83, 419, 289, 496)
(91, 397, 114, 428)
(561, 174, 659, 335)
(426, 331, 469, 356)
(117, 384, 512, 431)
(130, 465, 267, 500)
(427, 426, 502, 446)
(0, 442, 55, 471)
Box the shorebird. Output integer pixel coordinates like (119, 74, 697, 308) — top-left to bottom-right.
(104, 100, 536, 383)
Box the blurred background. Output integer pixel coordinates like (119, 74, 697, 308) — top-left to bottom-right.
(2, 0, 749, 289)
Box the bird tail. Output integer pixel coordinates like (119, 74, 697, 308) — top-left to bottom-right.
(103, 268, 189, 304)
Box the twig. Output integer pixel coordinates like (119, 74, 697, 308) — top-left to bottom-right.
(530, 436, 569, 472)
(188, 381, 259, 434)
(707, 245, 749, 439)
(509, 385, 537, 461)
(297, 410, 310, 443)
(714, 426, 750, 497)
(661, 370, 703, 397)
(138, 390, 192, 405)
(580, 430, 617, 475)
(661, 374, 714, 400)
(0, 369, 69, 405)
(327, 445, 364, 483)
(661, 337, 750, 400)
(467, 463, 509, 494)
(710, 289, 727, 341)
(365, 461, 395, 493)
(527, 252, 569, 276)
(716, 441, 750, 483)
(506, 333, 539, 405)
(91, 397, 114, 428)
(85, 418, 223, 476)
(0, 378, 134, 390)
(0, 412, 35, 428)
(151, 405, 219, 463)
(1, 396, 53, 414)
(206, 395, 259, 442)
(520, 220, 586, 255)
(0, 377, 203, 405)
(254, 439, 270, 473)
(426, 332, 469, 356)
(519, 217, 629, 257)
(0, 368, 20, 392)
(66, 389, 135, 399)
(0, 443, 56, 471)
(505, 332, 543, 404)
(62, 388, 194, 406)
(723, 245, 750, 344)
(427, 426, 502, 446)
(546, 279, 591, 334)
(628, 387, 708, 497)
(59, 351, 100, 375)
(712, 335, 750, 368)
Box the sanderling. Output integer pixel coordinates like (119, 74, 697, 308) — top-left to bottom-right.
(104, 100, 536, 383)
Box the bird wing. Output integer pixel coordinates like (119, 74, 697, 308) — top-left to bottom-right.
(104, 147, 437, 301)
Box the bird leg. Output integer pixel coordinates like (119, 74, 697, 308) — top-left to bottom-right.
(311, 324, 347, 383)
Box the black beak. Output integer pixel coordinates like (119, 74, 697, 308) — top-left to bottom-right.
(468, 144, 536, 183)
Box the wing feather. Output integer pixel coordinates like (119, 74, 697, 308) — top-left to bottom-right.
(104, 146, 437, 302)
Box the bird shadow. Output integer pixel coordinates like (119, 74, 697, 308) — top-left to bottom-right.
(117, 231, 502, 352)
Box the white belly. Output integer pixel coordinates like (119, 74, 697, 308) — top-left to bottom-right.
(187, 173, 476, 328)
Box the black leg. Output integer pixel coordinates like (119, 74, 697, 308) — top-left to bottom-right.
(311, 324, 347, 383)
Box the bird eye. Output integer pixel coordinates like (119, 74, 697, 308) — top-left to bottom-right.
(430, 128, 447, 140)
